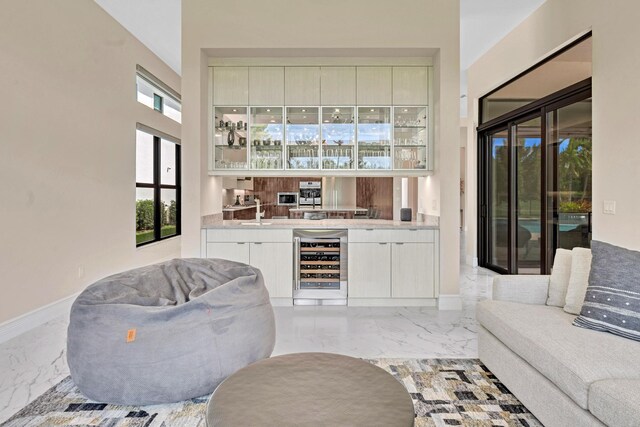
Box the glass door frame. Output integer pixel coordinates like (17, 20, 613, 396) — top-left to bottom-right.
(478, 79, 592, 275)
(478, 125, 511, 274)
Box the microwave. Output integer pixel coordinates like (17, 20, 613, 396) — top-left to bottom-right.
(277, 192, 298, 206)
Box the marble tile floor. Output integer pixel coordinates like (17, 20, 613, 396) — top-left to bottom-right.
(0, 263, 496, 423)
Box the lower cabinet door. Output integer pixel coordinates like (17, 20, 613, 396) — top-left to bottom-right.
(391, 243, 435, 298)
(206, 242, 250, 264)
(348, 242, 391, 298)
(250, 242, 293, 298)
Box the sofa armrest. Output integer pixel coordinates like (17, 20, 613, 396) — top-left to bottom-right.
(492, 275, 550, 305)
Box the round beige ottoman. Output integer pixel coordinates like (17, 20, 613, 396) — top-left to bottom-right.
(206, 352, 414, 427)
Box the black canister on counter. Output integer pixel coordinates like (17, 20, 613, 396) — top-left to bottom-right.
(400, 208, 412, 222)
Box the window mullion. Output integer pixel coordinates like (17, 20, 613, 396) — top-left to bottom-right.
(154, 136, 161, 242)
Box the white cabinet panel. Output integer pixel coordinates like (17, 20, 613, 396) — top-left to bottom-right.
(285, 67, 320, 105)
(392, 67, 428, 105)
(213, 67, 248, 105)
(206, 242, 250, 264)
(391, 243, 434, 298)
(348, 243, 391, 298)
(206, 229, 291, 243)
(249, 67, 284, 105)
(349, 228, 435, 243)
(251, 242, 293, 298)
(357, 67, 392, 105)
(321, 67, 356, 105)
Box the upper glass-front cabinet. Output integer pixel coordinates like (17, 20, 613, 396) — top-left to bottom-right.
(286, 107, 320, 169)
(211, 106, 430, 172)
(213, 107, 248, 170)
(250, 107, 283, 170)
(357, 107, 392, 170)
(394, 106, 428, 170)
(322, 107, 355, 170)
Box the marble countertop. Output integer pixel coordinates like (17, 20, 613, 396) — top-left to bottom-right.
(203, 218, 438, 229)
(289, 206, 368, 212)
(222, 205, 257, 211)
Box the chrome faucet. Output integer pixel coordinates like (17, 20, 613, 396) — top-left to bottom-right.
(255, 198, 265, 223)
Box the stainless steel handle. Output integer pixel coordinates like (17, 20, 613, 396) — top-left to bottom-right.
(254, 242, 262, 245)
(293, 237, 301, 291)
(365, 228, 374, 231)
(237, 242, 246, 245)
(395, 242, 404, 245)
(378, 242, 388, 245)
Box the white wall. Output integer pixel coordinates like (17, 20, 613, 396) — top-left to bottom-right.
(0, 1, 181, 323)
(465, 0, 640, 264)
(182, 0, 461, 296)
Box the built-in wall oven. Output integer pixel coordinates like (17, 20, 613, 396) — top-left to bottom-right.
(293, 229, 347, 305)
(299, 181, 322, 206)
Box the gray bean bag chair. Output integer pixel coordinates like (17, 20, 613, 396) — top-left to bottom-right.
(67, 258, 275, 405)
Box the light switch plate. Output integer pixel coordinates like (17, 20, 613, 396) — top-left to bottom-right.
(603, 200, 616, 215)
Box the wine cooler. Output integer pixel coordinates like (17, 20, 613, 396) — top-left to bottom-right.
(293, 229, 348, 305)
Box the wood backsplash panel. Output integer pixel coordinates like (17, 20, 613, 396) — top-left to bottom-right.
(356, 177, 393, 219)
(249, 177, 318, 218)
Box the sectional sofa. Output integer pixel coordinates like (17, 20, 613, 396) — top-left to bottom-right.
(477, 245, 640, 427)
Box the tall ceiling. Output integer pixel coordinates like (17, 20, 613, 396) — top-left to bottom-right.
(95, 0, 546, 116)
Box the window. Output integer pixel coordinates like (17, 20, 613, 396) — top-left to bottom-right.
(136, 125, 181, 246)
(136, 65, 182, 123)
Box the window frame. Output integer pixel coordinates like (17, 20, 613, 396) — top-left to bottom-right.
(136, 65, 181, 123)
(136, 125, 181, 247)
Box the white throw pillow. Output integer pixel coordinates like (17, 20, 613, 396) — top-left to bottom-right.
(564, 248, 593, 314)
(546, 249, 573, 307)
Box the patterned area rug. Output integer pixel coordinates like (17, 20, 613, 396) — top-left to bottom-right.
(2, 359, 540, 427)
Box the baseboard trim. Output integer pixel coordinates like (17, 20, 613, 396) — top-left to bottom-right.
(438, 294, 463, 310)
(348, 298, 437, 307)
(0, 292, 78, 344)
(270, 297, 294, 307)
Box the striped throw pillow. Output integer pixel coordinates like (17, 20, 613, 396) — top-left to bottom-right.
(574, 241, 640, 341)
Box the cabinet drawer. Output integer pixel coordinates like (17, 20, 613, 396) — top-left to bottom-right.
(349, 228, 435, 243)
(206, 228, 292, 243)
(387, 229, 435, 243)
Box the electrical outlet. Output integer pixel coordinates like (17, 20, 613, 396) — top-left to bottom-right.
(77, 266, 85, 278)
(603, 200, 616, 215)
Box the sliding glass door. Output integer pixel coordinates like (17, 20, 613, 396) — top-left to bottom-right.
(478, 88, 591, 275)
(545, 98, 592, 268)
(487, 128, 509, 272)
(515, 116, 542, 274)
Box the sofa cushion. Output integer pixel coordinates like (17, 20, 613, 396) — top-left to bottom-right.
(547, 248, 573, 307)
(589, 379, 640, 427)
(477, 300, 640, 409)
(563, 248, 592, 314)
(574, 240, 640, 341)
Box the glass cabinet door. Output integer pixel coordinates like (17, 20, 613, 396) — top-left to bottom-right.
(213, 107, 248, 169)
(357, 107, 392, 170)
(393, 106, 427, 170)
(286, 107, 320, 169)
(321, 107, 355, 170)
(250, 107, 283, 170)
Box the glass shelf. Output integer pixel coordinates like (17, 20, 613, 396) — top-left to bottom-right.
(394, 106, 428, 170)
(357, 107, 391, 170)
(286, 107, 320, 169)
(322, 107, 355, 170)
(358, 145, 392, 170)
(322, 145, 354, 169)
(394, 146, 427, 170)
(250, 107, 283, 170)
(213, 107, 248, 169)
(287, 145, 319, 169)
(394, 106, 427, 146)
